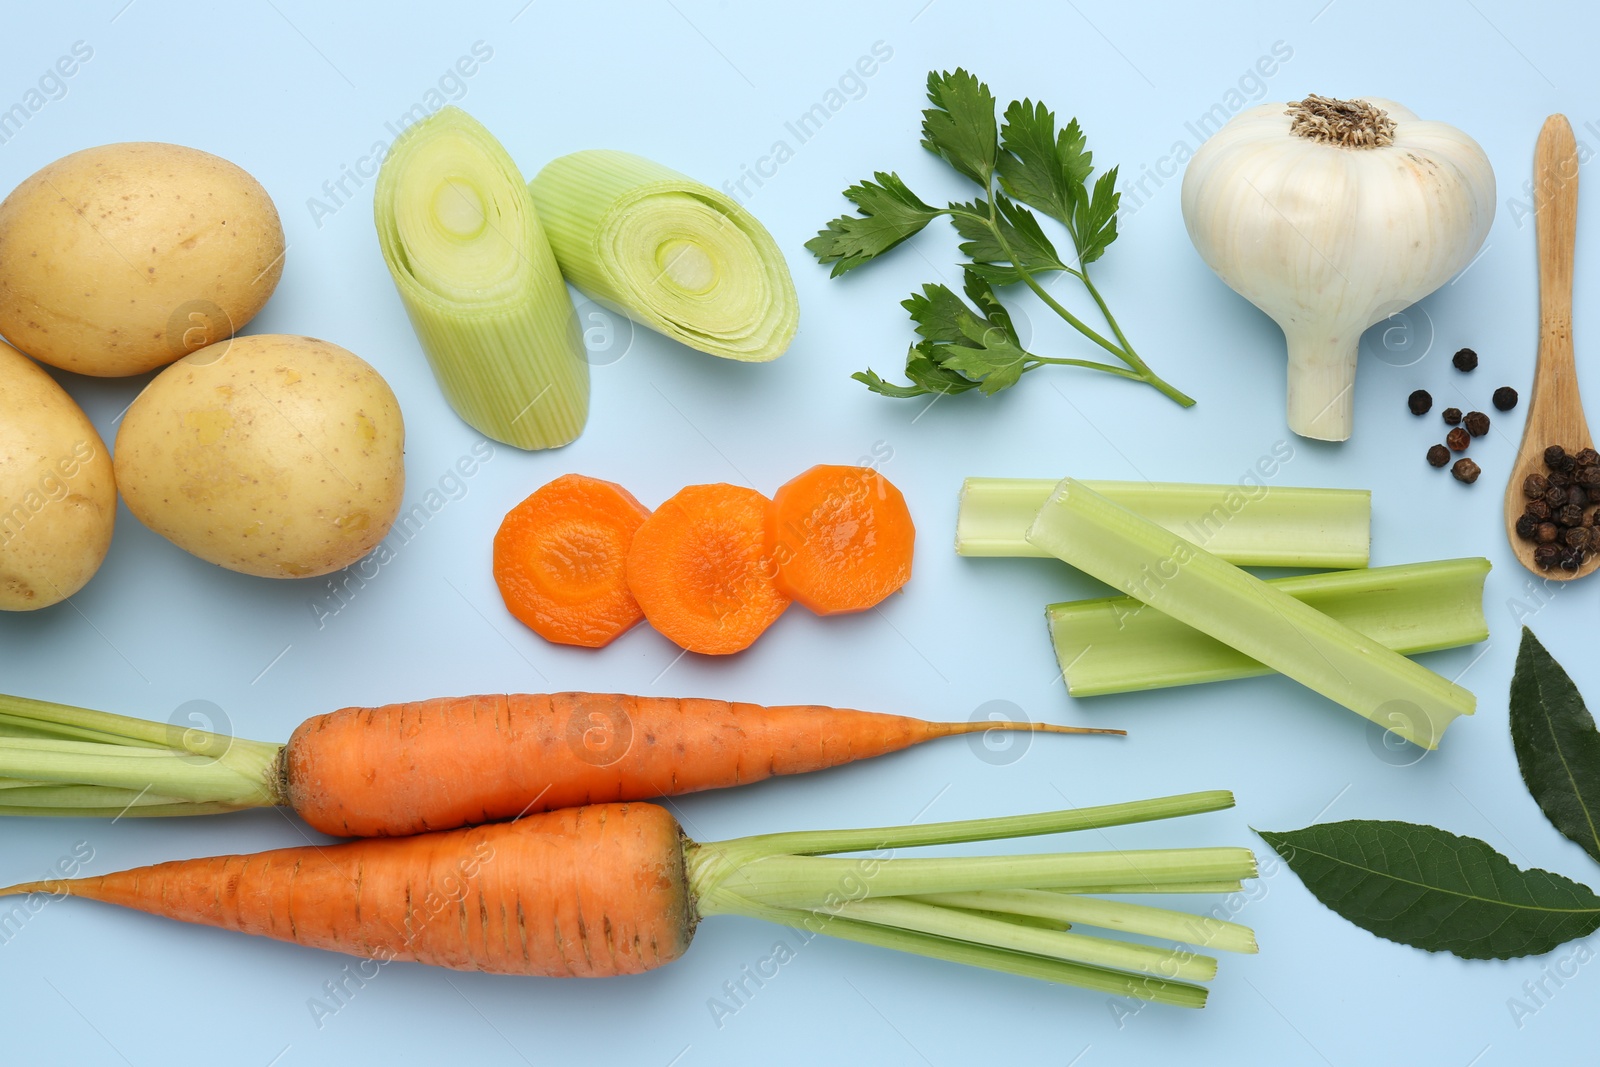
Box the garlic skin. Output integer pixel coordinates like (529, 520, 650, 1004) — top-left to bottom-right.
(1181, 97, 1495, 441)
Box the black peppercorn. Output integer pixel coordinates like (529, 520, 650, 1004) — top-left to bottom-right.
(1576, 465, 1600, 488)
(1576, 447, 1600, 467)
(1516, 514, 1541, 540)
(1425, 444, 1450, 467)
(1442, 407, 1463, 425)
(1446, 427, 1470, 451)
(1537, 522, 1561, 544)
(1546, 486, 1569, 508)
(1526, 499, 1552, 521)
(1554, 449, 1578, 473)
(1407, 389, 1432, 415)
(1559, 503, 1585, 527)
(1463, 411, 1490, 436)
(1453, 347, 1478, 371)
(1565, 526, 1591, 550)
(1560, 547, 1585, 571)
(1535, 543, 1563, 569)
(1493, 386, 1519, 410)
(1568, 486, 1590, 508)
(1524, 473, 1549, 498)
(1546, 445, 1570, 468)
(1451, 458, 1481, 483)
(1550, 470, 1573, 490)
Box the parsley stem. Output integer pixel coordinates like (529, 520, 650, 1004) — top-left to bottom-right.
(1078, 272, 1195, 408)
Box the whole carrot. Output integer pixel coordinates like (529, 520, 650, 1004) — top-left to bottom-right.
(0, 793, 1257, 1005)
(0, 691, 1121, 836)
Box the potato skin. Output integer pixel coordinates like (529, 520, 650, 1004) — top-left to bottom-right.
(113, 335, 405, 579)
(0, 142, 285, 377)
(0, 341, 117, 609)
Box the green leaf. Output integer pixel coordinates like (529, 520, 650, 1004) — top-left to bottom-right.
(1071, 167, 1121, 265)
(806, 172, 942, 277)
(1511, 627, 1600, 865)
(919, 69, 998, 186)
(961, 271, 1019, 344)
(901, 283, 972, 344)
(948, 198, 1063, 286)
(852, 344, 984, 399)
(1258, 821, 1600, 959)
(852, 368, 934, 398)
(941, 317, 1031, 394)
(997, 100, 1091, 228)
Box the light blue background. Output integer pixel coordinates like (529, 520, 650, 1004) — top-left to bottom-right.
(2, 1, 1596, 1063)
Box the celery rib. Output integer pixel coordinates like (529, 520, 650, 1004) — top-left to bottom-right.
(1026, 480, 1474, 747)
(958, 478, 1371, 567)
(1049, 558, 1491, 696)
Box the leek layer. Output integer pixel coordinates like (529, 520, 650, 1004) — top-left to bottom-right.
(530, 150, 798, 362)
(375, 106, 587, 449)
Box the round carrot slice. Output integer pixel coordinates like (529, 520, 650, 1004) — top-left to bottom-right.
(766, 464, 915, 615)
(626, 483, 790, 655)
(493, 474, 653, 648)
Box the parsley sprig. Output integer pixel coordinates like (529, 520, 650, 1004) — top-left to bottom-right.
(807, 70, 1194, 406)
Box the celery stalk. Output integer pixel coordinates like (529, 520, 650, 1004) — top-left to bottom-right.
(530, 151, 799, 362)
(1050, 558, 1491, 696)
(375, 107, 587, 449)
(958, 478, 1370, 567)
(1026, 480, 1474, 747)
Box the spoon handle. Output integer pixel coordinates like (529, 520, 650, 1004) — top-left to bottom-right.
(1532, 116, 1582, 432)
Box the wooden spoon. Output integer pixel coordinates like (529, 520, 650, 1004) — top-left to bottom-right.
(1504, 115, 1598, 580)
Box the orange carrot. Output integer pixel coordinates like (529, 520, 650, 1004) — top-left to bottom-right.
(283, 693, 1120, 836)
(493, 474, 653, 648)
(626, 483, 790, 654)
(0, 689, 1122, 835)
(7, 804, 692, 977)
(0, 794, 1253, 1003)
(767, 464, 916, 615)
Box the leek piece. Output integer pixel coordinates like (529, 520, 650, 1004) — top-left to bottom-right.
(375, 106, 587, 449)
(1051, 558, 1491, 696)
(958, 478, 1371, 567)
(1026, 480, 1475, 748)
(529, 150, 798, 362)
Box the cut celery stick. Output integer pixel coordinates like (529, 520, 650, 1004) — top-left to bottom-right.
(1025, 480, 1474, 748)
(958, 478, 1370, 567)
(1050, 558, 1490, 696)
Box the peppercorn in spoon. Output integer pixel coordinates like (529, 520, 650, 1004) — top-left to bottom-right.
(1504, 116, 1599, 580)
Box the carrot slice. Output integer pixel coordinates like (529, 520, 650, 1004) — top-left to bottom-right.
(493, 474, 652, 648)
(626, 483, 790, 654)
(767, 464, 915, 615)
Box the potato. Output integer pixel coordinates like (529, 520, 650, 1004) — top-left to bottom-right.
(0, 341, 117, 609)
(113, 335, 404, 578)
(0, 142, 285, 377)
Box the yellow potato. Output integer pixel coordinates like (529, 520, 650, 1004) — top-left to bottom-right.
(114, 335, 405, 578)
(0, 341, 117, 609)
(0, 142, 285, 377)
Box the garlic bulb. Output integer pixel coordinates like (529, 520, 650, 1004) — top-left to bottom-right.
(1181, 95, 1495, 441)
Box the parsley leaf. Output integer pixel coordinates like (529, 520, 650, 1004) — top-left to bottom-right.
(806, 172, 943, 277)
(948, 196, 1063, 285)
(859, 270, 1032, 396)
(996, 100, 1091, 228)
(919, 69, 998, 186)
(1071, 167, 1121, 265)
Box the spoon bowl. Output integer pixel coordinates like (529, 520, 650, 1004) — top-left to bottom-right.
(1504, 115, 1598, 580)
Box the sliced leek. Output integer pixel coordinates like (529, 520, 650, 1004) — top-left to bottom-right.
(958, 478, 1371, 567)
(1025, 480, 1475, 748)
(1050, 558, 1491, 696)
(529, 150, 798, 362)
(375, 106, 587, 449)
